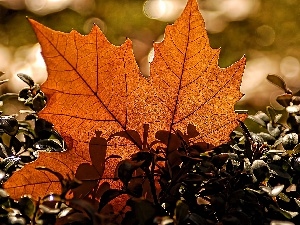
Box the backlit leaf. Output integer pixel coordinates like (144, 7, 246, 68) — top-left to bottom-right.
(4, 0, 246, 200)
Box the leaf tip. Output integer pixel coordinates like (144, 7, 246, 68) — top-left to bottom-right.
(27, 18, 38, 26)
(122, 38, 133, 49)
(90, 23, 101, 33)
(240, 55, 247, 64)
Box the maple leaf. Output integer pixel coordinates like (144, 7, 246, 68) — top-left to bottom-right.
(4, 0, 246, 200)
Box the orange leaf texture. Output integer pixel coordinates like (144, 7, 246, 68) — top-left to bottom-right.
(4, 0, 247, 200)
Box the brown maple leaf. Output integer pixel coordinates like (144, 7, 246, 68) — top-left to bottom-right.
(4, 0, 246, 200)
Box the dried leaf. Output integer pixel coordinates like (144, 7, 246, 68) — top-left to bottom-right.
(4, 0, 246, 199)
(267, 74, 292, 94)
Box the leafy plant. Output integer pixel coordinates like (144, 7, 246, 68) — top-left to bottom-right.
(0, 73, 65, 184)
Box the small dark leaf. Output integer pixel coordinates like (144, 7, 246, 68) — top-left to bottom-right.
(211, 154, 229, 169)
(188, 142, 214, 155)
(64, 212, 90, 224)
(174, 200, 189, 224)
(10, 136, 22, 154)
(23, 133, 35, 150)
(131, 151, 153, 168)
(269, 164, 291, 179)
(267, 74, 292, 94)
(98, 189, 124, 212)
(122, 211, 138, 225)
(18, 88, 31, 100)
(35, 118, 53, 139)
(17, 73, 35, 87)
(117, 159, 144, 186)
(70, 199, 97, 222)
(0, 188, 9, 205)
(226, 158, 234, 173)
(20, 155, 36, 164)
(32, 93, 46, 112)
(187, 213, 207, 225)
(239, 121, 253, 162)
(25, 114, 37, 121)
(33, 139, 63, 152)
(186, 124, 200, 138)
(0, 116, 19, 136)
(128, 181, 143, 198)
(126, 198, 157, 225)
(18, 195, 35, 219)
(155, 130, 181, 152)
(0, 156, 21, 174)
(276, 94, 293, 107)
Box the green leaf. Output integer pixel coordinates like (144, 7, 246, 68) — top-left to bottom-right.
(18, 195, 36, 219)
(174, 200, 189, 224)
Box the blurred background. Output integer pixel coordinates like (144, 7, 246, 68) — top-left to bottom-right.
(0, 0, 299, 114)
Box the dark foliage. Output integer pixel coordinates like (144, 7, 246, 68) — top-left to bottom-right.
(0, 74, 300, 224)
(0, 73, 65, 184)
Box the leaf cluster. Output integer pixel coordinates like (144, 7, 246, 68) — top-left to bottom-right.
(79, 75, 300, 225)
(0, 74, 65, 184)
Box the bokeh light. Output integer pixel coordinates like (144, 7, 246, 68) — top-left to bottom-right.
(0, 0, 25, 10)
(0, 0, 298, 112)
(280, 56, 300, 78)
(0, 0, 95, 15)
(240, 54, 281, 108)
(143, 0, 187, 22)
(0, 44, 47, 94)
(25, 0, 73, 15)
(256, 25, 276, 47)
(218, 0, 260, 21)
(83, 17, 106, 34)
